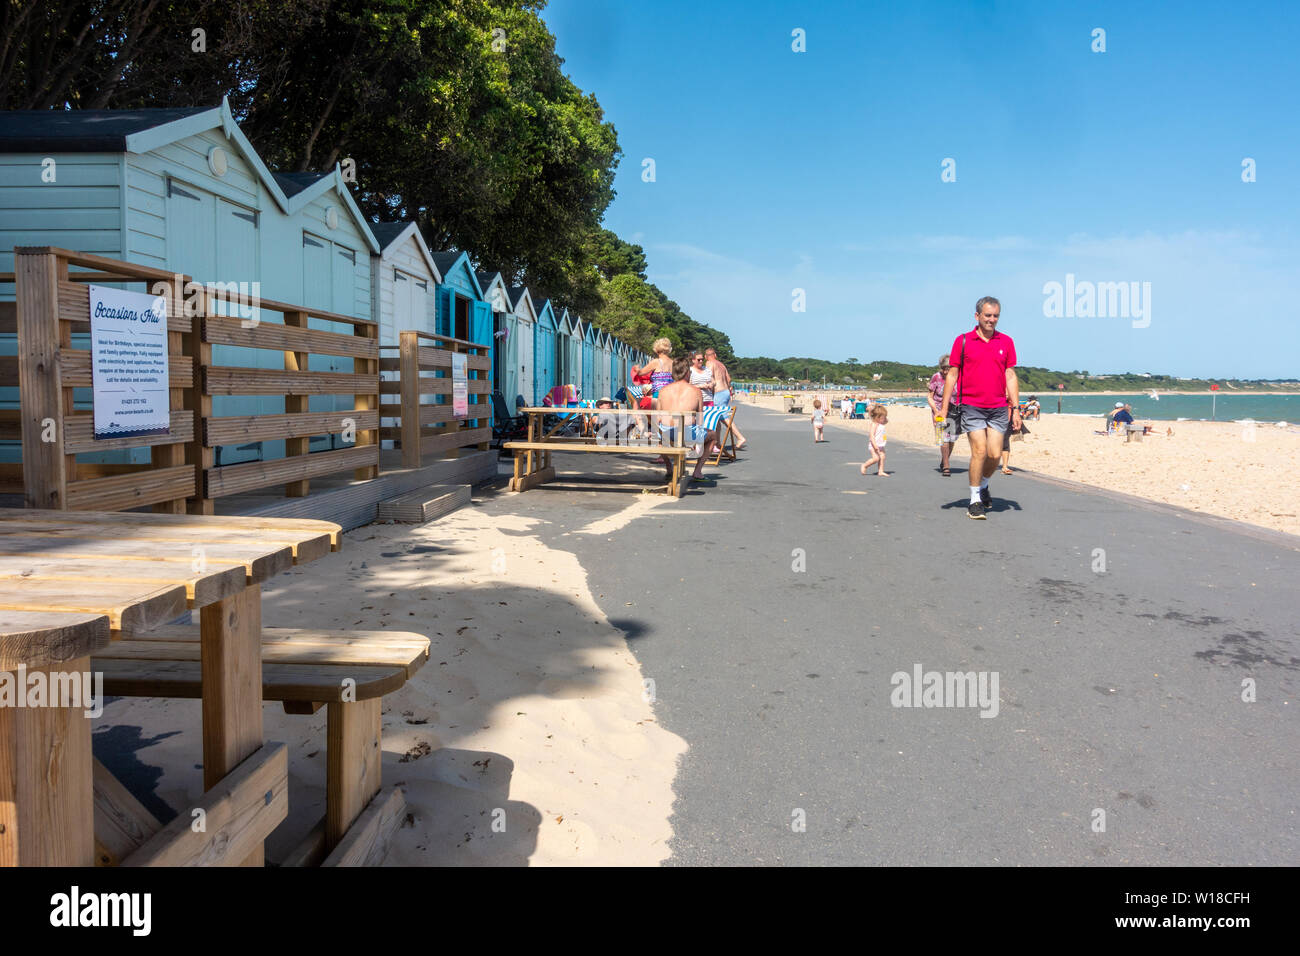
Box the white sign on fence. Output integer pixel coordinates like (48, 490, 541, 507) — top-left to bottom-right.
(452, 352, 469, 418)
(88, 285, 171, 440)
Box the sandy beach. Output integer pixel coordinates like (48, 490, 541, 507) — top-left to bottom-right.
(96, 501, 688, 866)
(750, 394, 1300, 537)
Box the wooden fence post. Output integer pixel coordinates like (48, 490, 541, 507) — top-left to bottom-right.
(475, 342, 490, 452)
(187, 288, 215, 514)
(354, 322, 379, 480)
(154, 278, 190, 514)
(15, 249, 68, 510)
(282, 311, 311, 497)
(399, 331, 420, 469)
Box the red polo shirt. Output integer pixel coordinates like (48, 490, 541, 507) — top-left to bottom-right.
(949, 327, 1016, 408)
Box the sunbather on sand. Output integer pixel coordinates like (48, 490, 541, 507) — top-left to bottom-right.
(655, 357, 719, 483)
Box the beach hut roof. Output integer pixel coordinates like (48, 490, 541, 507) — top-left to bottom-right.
(272, 170, 332, 197)
(370, 221, 440, 278)
(476, 271, 510, 312)
(271, 166, 379, 251)
(506, 285, 537, 322)
(430, 250, 466, 276)
(528, 289, 557, 324)
(0, 97, 378, 249)
(0, 105, 213, 151)
(430, 250, 486, 296)
(506, 285, 531, 311)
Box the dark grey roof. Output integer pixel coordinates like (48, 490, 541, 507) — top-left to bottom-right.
(0, 106, 214, 153)
(476, 270, 502, 290)
(369, 221, 412, 249)
(506, 285, 530, 310)
(272, 170, 331, 197)
(526, 287, 552, 312)
(431, 251, 467, 276)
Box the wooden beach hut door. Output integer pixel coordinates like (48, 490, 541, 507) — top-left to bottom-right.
(533, 318, 553, 403)
(518, 318, 533, 406)
(470, 300, 493, 428)
(167, 179, 267, 466)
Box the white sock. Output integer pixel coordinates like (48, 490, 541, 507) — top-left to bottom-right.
(970, 486, 982, 504)
(979, 476, 989, 490)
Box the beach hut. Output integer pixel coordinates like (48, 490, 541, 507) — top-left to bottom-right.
(0, 97, 378, 465)
(428, 251, 491, 430)
(505, 285, 537, 407)
(596, 330, 612, 399)
(555, 308, 577, 395)
(531, 293, 557, 404)
(370, 221, 437, 346)
(606, 332, 620, 397)
(370, 221, 438, 449)
(580, 319, 597, 400)
(430, 251, 490, 345)
(476, 270, 508, 398)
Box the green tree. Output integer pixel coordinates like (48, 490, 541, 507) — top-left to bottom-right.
(0, 1, 621, 311)
(594, 273, 663, 352)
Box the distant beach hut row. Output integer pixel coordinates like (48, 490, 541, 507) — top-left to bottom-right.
(0, 97, 649, 468)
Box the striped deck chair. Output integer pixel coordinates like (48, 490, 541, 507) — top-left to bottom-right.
(700, 404, 739, 464)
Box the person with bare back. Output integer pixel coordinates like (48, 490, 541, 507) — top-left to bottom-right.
(655, 356, 719, 485)
(704, 347, 748, 450)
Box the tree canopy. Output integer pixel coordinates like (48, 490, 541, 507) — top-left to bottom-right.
(0, 0, 619, 305)
(1, 0, 737, 357)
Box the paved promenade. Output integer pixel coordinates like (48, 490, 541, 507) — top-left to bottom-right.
(500, 402, 1299, 865)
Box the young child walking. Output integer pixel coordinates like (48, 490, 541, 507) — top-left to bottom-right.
(860, 405, 889, 476)
(811, 399, 827, 442)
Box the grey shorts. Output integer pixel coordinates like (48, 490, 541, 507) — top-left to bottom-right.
(958, 405, 1009, 434)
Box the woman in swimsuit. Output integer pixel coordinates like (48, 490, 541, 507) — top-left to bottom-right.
(647, 337, 674, 398)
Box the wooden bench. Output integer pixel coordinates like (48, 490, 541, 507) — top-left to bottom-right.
(91, 625, 430, 866)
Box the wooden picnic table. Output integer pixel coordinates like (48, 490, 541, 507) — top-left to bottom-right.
(508, 407, 704, 496)
(0, 507, 341, 866)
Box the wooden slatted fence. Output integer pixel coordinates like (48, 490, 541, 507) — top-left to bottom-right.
(379, 330, 491, 468)
(196, 285, 379, 508)
(3, 247, 196, 512)
(2, 247, 382, 514)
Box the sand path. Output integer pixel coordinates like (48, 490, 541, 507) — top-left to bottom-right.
(95, 494, 687, 866)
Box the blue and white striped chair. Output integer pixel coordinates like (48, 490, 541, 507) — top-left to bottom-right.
(703, 404, 738, 463)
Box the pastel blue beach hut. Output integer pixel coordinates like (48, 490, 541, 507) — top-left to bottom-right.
(0, 97, 377, 465)
(476, 270, 509, 400)
(371, 221, 437, 345)
(370, 221, 438, 449)
(555, 307, 577, 393)
(594, 329, 610, 399)
(605, 332, 619, 397)
(429, 251, 491, 428)
(430, 251, 489, 344)
(504, 284, 537, 407)
(580, 320, 597, 400)
(531, 293, 556, 404)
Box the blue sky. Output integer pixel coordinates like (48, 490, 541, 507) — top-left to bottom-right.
(540, 0, 1300, 378)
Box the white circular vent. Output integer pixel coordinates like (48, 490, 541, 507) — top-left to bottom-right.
(207, 146, 228, 177)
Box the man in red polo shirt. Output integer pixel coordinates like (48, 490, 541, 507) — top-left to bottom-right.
(938, 296, 1020, 519)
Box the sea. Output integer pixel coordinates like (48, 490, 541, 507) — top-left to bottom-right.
(1033, 392, 1297, 424)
